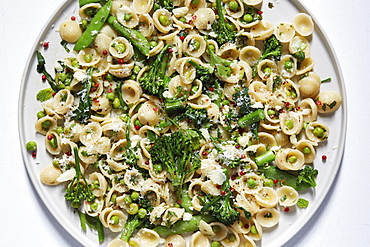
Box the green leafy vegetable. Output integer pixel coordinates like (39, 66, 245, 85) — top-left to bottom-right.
(212, 0, 236, 45)
(36, 88, 54, 102)
(71, 67, 93, 123)
(77, 210, 104, 242)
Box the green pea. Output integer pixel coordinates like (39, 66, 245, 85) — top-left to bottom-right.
(71, 59, 79, 68)
(208, 44, 216, 53)
(58, 73, 67, 82)
(225, 22, 235, 31)
(250, 225, 258, 234)
(49, 136, 58, 148)
(123, 195, 133, 205)
(247, 178, 257, 188)
(149, 40, 158, 48)
(228, 234, 236, 242)
(110, 193, 117, 203)
(284, 60, 293, 71)
(113, 98, 121, 108)
(137, 208, 147, 219)
(229, 1, 239, 11)
(159, 15, 169, 26)
(41, 120, 51, 129)
(284, 119, 294, 130)
(90, 202, 99, 211)
(55, 126, 64, 135)
(106, 92, 115, 101)
(124, 13, 132, 21)
(110, 215, 120, 225)
(57, 83, 65, 90)
(128, 74, 136, 80)
(127, 203, 139, 215)
(37, 111, 46, 119)
(264, 67, 272, 74)
(243, 14, 253, 23)
(211, 241, 221, 247)
(191, 85, 199, 94)
(84, 54, 93, 63)
(264, 178, 274, 187)
(313, 126, 325, 138)
(222, 99, 230, 106)
(134, 119, 143, 127)
(190, 40, 200, 50)
(115, 43, 126, 53)
(179, 17, 186, 23)
(288, 155, 297, 163)
(212, 225, 221, 234)
(191, 0, 199, 5)
(26, 141, 37, 151)
(133, 65, 141, 74)
(105, 73, 114, 81)
(131, 191, 140, 201)
(154, 164, 163, 173)
(80, 19, 88, 28)
(267, 109, 276, 116)
(302, 146, 311, 155)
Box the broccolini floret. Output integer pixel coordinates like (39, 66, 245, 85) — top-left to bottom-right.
(206, 43, 232, 80)
(297, 165, 318, 188)
(36, 88, 54, 102)
(64, 147, 96, 208)
(200, 169, 240, 226)
(139, 44, 171, 98)
(187, 59, 214, 84)
(260, 34, 282, 61)
(212, 0, 237, 45)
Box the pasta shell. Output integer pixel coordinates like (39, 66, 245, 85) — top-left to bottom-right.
(250, 21, 274, 40)
(274, 22, 295, 43)
(255, 186, 278, 208)
(137, 14, 155, 37)
(192, 8, 216, 30)
(77, 48, 101, 67)
(239, 46, 261, 66)
(190, 231, 210, 247)
(277, 186, 299, 207)
(136, 228, 160, 247)
(116, 6, 139, 28)
(164, 235, 186, 247)
(59, 20, 82, 43)
(255, 208, 280, 228)
(132, 0, 154, 14)
(40, 165, 62, 185)
(79, 122, 102, 146)
(293, 13, 314, 36)
(276, 148, 305, 170)
(109, 37, 134, 61)
(44, 130, 62, 155)
(316, 91, 342, 114)
(298, 98, 318, 122)
(35, 116, 57, 135)
(305, 121, 330, 142)
(279, 111, 303, 135)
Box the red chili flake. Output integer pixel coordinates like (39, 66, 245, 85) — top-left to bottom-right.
(209, 87, 215, 91)
(235, 144, 241, 149)
(93, 99, 100, 103)
(153, 107, 159, 111)
(32, 151, 37, 158)
(43, 42, 49, 48)
(41, 75, 47, 81)
(71, 16, 76, 21)
(52, 92, 57, 97)
(47, 135, 53, 140)
(220, 190, 226, 196)
(316, 100, 322, 106)
(168, 244, 174, 247)
(230, 188, 236, 192)
(180, 36, 185, 41)
(296, 106, 301, 110)
(118, 59, 125, 64)
(213, 9, 218, 14)
(102, 50, 108, 56)
(167, 47, 173, 53)
(135, 125, 141, 130)
(66, 151, 72, 156)
(284, 207, 290, 212)
(239, 170, 246, 176)
(241, 154, 246, 159)
(322, 155, 327, 161)
(279, 109, 286, 114)
(202, 151, 208, 156)
(177, 199, 182, 204)
(216, 184, 222, 189)
(231, 175, 237, 180)
(94, 83, 99, 88)
(90, 88, 97, 92)
(192, 15, 197, 20)
(256, 10, 263, 15)
(244, 224, 250, 229)
(273, 179, 279, 184)
(285, 102, 290, 108)
(107, 88, 113, 93)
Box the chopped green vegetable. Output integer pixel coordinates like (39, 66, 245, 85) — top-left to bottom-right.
(297, 198, 310, 208)
(36, 88, 54, 102)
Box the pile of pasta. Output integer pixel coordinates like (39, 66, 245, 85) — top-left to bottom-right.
(36, 0, 342, 246)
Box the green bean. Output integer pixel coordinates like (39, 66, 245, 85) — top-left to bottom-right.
(238, 109, 265, 128)
(107, 16, 150, 57)
(74, 1, 112, 51)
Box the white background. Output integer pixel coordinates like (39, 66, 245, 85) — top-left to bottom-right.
(1, 0, 369, 246)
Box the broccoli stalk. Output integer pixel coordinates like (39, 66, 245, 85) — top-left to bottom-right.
(36, 51, 59, 92)
(206, 43, 232, 80)
(212, 0, 236, 45)
(120, 197, 154, 242)
(64, 147, 96, 208)
(187, 59, 214, 83)
(139, 44, 171, 98)
(200, 169, 240, 226)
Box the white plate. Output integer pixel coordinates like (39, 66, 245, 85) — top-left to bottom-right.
(18, 0, 347, 246)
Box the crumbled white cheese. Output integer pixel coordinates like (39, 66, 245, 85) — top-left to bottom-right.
(183, 212, 193, 221)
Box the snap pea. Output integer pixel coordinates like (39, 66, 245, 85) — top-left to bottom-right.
(107, 16, 150, 57)
(153, 215, 214, 236)
(78, 0, 104, 6)
(74, 1, 112, 51)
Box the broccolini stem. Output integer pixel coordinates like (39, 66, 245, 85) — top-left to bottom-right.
(254, 150, 276, 166)
(238, 108, 265, 128)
